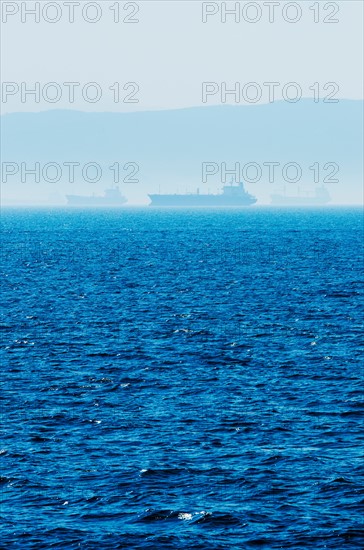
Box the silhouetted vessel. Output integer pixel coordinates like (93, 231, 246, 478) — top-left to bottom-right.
(66, 187, 127, 207)
(271, 186, 331, 206)
(148, 182, 257, 207)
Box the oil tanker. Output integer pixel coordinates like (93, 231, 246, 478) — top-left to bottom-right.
(271, 186, 331, 206)
(66, 187, 127, 207)
(148, 182, 257, 207)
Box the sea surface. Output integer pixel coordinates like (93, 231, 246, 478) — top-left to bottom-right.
(1, 207, 363, 549)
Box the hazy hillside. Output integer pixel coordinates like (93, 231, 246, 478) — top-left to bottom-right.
(2, 101, 363, 204)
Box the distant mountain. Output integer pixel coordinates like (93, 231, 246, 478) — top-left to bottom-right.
(1, 101, 363, 204)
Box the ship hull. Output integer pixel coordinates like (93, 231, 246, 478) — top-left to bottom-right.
(270, 195, 330, 206)
(148, 194, 257, 207)
(66, 196, 127, 207)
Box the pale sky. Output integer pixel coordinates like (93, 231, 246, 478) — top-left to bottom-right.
(1, 0, 363, 113)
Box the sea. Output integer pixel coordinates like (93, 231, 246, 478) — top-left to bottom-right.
(1, 207, 363, 549)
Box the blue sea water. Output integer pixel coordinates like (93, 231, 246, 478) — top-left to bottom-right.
(1, 207, 363, 549)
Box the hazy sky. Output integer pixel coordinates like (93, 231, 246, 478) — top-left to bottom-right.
(1, 0, 363, 113)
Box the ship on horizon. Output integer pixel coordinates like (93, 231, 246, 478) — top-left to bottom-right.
(148, 181, 257, 207)
(271, 185, 331, 206)
(66, 186, 127, 207)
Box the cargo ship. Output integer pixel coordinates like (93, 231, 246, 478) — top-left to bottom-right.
(66, 186, 127, 207)
(148, 182, 257, 207)
(271, 186, 331, 206)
